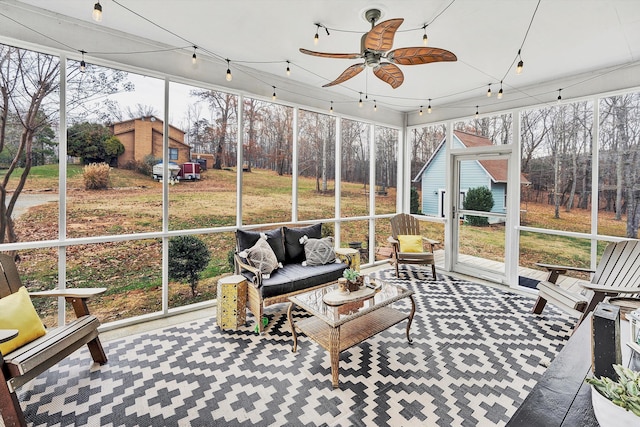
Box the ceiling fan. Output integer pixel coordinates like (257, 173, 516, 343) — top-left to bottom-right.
(300, 9, 457, 89)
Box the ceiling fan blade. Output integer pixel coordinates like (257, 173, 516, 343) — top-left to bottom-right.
(322, 63, 365, 87)
(373, 63, 404, 89)
(364, 18, 404, 52)
(387, 47, 457, 65)
(299, 48, 361, 59)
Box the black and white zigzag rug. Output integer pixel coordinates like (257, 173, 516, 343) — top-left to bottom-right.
(15, 266, 574, 427)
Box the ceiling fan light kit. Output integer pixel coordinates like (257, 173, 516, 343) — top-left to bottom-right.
(299, 8, 457, 89)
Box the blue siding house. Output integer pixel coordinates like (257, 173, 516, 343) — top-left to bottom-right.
(413, 131, 527, 218)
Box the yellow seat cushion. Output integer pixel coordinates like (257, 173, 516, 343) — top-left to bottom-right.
(397, 235, 423, 253)
(0, 286, 46, 355)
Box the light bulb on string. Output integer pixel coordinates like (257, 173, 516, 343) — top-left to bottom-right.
(92, 1, 102, 22)
(358, 92, 363, 108)
(286, 61, 291, 76)
(314, 24, 320, 45)
(487, 84, 492, 97)
(422, 25, 428, 46)
(80, 50, 86, 72)
(374, 100, 377, 112)
(192, 46, 197, 65)
(498, 81, 503, 99)
(272, 86, 277, 101)
(329, 101, 333, 113)
(516, 49, 524, 74)
(226, 59, 232, 82)
(419, 106, 423, 116)
(475, 106, 479, 117)
(557, 88, 562, 104)
(427, 99, 432, 114)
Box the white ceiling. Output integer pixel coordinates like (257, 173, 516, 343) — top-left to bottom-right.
(2, 0, 640, 126)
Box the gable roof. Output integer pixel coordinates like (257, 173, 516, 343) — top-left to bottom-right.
(412, 130, 530, 184)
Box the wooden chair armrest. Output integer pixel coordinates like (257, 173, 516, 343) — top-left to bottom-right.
(234, 253, 262, 287)
(387, 236, 399, 245)
(535, 263, 595, 274)
(29, 288, 106, 318)
(580, 283, 640, 294)
(29, 288, 107, 299)
(0, 329, 18, 343)
(422, 237, 440, 245)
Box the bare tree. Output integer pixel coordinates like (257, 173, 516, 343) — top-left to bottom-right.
(0, 44, 133, 245)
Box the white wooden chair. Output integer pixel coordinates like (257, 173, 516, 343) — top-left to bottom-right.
(532, 240, 640, 328)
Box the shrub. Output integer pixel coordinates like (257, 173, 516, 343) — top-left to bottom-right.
(168, 236, 211, 297)
(83, 162, 110, 190)
(463, 186, 494, 226)
(410, 186, 420, 214)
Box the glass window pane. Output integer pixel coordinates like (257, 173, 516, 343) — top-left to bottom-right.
(340, 220, 369, 264)
(297, 109, 336, 222)
(66, 62, 164, 237)
(454, 114, 513, 145)
(598, 93, 640, 239)
(242, 99, 293, 224)
(375, 126, 397, 215)
(520, 102, 593, 233)
(341, 119, 370, 217)
(168, 232, 235, 310)
(409, 125, 446, 217)
(519, 231, 593, 280)
(7, 248, 58, 327)
(168, 82, 238, 230)
(1, 44, 60, 242)
(66, 240, 162, 323)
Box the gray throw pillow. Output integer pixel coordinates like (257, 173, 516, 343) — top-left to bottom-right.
(239, 235, 280, 278)
(301, 236, 336, 266)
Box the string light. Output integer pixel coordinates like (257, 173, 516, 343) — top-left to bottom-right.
(272, 86, 277, 100)
(80, 50, 86, 72)
(422, 24, 428, 46)
(329, 101, 333, 113)
(314, 24, 320, 45)
(419, 106, 423, 116)
(373, 100, 377, 111)
(557, 88, 562, 103)
(92, 1, 102, 22)
(498, 81, 503, 99)
(226, 59, 232, 81)
(516, 49, 524, 74)
(475, 105, 479, 117)
(192, 46, 197, 64)
(358, 92, 363, 108)
(487, 84, 492, 97)
(286, 60, 291, 76)
(427, 99, 432, 114)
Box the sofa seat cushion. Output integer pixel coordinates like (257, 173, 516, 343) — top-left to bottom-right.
(258, 262, 347, 300)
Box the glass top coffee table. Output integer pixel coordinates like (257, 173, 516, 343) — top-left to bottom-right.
(287, 279, 415, 388)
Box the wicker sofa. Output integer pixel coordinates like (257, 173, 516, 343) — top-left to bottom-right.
(234, 223, 348, 333)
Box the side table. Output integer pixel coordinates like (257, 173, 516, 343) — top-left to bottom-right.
(335, 248, 360, 271)
(216, 275, 247, 331)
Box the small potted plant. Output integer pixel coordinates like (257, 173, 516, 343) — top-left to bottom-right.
(586, 364, 640, 426)
(342, 268, 362, 292)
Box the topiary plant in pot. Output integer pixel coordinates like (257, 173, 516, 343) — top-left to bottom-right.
(586, 364, 640, 426)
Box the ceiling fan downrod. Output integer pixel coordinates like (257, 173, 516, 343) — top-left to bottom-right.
(365, 9, 381, 28)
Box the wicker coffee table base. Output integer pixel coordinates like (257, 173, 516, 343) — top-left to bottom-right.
(287, 296, 415, 388)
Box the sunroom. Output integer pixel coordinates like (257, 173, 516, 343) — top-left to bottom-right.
(1, 1, 640, 426)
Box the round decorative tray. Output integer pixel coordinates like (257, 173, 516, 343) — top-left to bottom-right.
(322, 286, 376, 306)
